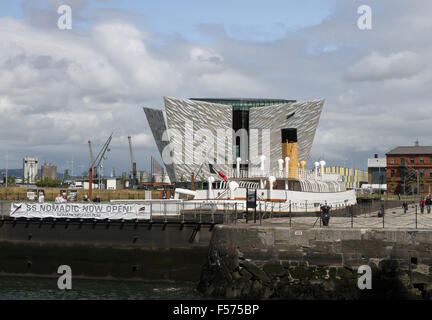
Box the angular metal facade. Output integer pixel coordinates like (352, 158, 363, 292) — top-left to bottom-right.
(249, 99, 324, 172)
(144, 97, 324, 182)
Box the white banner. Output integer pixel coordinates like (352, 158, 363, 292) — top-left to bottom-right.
(10, 203, 151, 220)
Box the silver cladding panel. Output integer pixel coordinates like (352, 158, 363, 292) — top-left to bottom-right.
(144, 98, 323, 182)
(164, 97, 233, 182)
(143, 107, 175, 181)
(249, 99, 324, 171)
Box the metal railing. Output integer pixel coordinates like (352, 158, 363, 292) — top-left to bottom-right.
(2, 199, 432, 230)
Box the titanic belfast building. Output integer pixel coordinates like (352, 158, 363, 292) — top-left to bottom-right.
(144, 97, 324, 183)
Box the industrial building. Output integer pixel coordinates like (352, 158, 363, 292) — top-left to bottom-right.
(323, 166, 368, 190)
(386, 144, 432, 195)
(360, 154, 387, 194)
(22, 157, 38, 184)
(144, 97, 324, 183)
(41, 164, 57, 180)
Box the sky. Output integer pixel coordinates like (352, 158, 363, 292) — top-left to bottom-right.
(0, 0, 431, 175)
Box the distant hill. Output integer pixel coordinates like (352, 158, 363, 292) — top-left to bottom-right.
(0, 169, 24, 177)
(0, 169, 64, 180)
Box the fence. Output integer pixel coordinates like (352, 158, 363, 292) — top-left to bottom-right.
(0, 188, 160, 202)
(0, 200, 244, 225)
(2, 199, 431, 229)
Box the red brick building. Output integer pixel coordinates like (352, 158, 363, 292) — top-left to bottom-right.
(386, 146, 432, 195)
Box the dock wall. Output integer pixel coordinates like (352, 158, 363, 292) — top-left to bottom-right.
(198, 225, 432, 299)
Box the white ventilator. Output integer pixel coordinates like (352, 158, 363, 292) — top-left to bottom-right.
(278, 159, 284, 178)
(228, 181, 239, 200)
(285, 157, 290, 190)
(260, 155, 266, 174)
(236, 157, 241, 177)
(268, 176, 276, 199)
(207, 176, 215, 198)
(319, 160, 326, 177)
(314, 162, 320, 179)
(260, 155, 267, 188)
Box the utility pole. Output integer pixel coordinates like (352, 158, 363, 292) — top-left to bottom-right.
(5, 152, 8, 188)
(417, 171, 420, 196)
(128, 136, 137, 188)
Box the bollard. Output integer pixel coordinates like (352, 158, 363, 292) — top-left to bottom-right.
(320, 205, 331, 227)
(289, 200, 292, 227)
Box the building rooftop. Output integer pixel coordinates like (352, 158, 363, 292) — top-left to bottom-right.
(190, 98, 296, 110)
(368, 158, 386, 167)
(386, 146, 432, 155)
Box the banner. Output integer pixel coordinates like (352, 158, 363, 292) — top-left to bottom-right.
(10, 203, 151, 220)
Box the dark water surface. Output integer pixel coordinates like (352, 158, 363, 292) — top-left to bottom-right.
(0, 275, 202, 300)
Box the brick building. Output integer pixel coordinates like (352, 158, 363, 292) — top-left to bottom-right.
(386, 146, 432, 195)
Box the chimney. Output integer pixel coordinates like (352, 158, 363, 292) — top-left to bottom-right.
(374, 154, 378, 158)
(281, 128, 298, 179)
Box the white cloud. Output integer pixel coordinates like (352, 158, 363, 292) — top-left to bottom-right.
(0, 16, 268, 171)
(345, 51, 425, 81)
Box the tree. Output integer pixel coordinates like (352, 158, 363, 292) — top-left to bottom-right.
(7, 176, 16, 186)
(36, 177, 62, 188)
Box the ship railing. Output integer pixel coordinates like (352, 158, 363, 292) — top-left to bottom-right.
(231, 167, 343, 182)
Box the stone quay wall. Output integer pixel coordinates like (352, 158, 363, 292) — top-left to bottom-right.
(198, 225, 432, 299)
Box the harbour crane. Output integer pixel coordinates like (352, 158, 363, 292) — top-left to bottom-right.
(88, 140, 94, 179)
(89, 133, 113, 201)
(128, 136, 138, 188)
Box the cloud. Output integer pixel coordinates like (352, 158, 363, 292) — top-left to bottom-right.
(0, 15, 267, 171)
(345, 51, 425, 81)
(1, 0, 432, 173)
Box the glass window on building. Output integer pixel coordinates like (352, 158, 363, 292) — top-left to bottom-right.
(420, 169, 425, 178)
(421, 184, 425, 191)
(420, 157, 424, 164)
(390, 158, 395, 164)
(391, 169, 395, 177)
(401, 157, 405, 165)
(410, 157, 415, 164)
(430, 170, 432, 178)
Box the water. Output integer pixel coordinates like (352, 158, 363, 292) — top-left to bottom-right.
(0, 276, 202, 300)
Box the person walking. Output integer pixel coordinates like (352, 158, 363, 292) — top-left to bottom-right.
(426, 196, 432, 214)
(55, 193, 63, 203)
(419, 197, 425, 214)
(402, 201, 408, 214)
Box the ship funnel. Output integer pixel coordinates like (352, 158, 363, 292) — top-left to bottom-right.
(281, 128, 298, 179)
